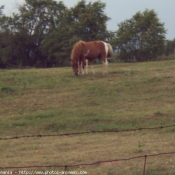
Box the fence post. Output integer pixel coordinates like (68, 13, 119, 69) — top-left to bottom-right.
(143, 155, 147, 175)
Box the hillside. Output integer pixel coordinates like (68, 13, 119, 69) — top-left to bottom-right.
(0, 61, 175, 174)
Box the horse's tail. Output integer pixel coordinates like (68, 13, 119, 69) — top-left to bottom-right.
(107, 44, 113, 58)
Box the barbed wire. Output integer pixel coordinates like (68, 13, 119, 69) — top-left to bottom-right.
(0, 124, 175, 141)
(0, 124, 175, 174)
(1, 151, 175, 175)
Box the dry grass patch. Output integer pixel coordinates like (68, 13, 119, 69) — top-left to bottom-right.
(0, 130, 175, 174)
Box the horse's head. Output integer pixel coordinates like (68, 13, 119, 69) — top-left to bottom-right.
(71, 58, 78, 76)
(71, 41, 84, 76)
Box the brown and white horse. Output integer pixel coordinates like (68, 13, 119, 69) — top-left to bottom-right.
(71, 40, 113, 76)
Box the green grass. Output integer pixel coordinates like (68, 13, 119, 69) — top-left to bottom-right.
(1, 61, 175, 136)
(1, 61, 175, 174)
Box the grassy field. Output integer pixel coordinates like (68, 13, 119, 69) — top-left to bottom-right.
(0, 60, 175, 174)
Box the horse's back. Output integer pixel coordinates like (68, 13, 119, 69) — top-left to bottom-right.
(84, 41, 104, 48)
(72, 40, 112, 60)
(83, 41, 106, 58)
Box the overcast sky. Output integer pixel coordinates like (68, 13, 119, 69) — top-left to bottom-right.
(1, 0, 175, 40)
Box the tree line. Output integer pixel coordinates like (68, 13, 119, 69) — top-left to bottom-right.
(0, 0, 174, 68)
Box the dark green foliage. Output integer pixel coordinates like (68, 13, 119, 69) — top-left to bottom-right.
(0, 2, 172, 67)
(165, 39, 175, 56)
(41, 0, 110, 67)
(1, 86, 15, 94)
(111, 10, 166, 62)
(67, 0, 110, 41)
(0, 0, 110, 68)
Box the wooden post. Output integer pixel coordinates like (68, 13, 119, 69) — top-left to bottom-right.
(143, 155, 147, 175)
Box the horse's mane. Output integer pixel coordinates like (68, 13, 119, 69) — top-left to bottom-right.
(71, 40, 85, 61)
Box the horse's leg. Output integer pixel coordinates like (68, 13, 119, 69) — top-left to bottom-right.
(79, 61, 84, 75)
(102, 57, 108, 74)
(78, 59, 84, 75)
(78, 60, 81, 74)
(85, 59, 88, 74)
(105, 58, 108, 74)
(91, 61, 95, 74)
(81, 58, 86, 75)
(81, 60, 85, 75)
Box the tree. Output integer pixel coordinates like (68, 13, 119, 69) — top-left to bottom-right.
(0, 0, 112, 68)
(0, 7, 16, 68)
(41, 29, 73, 67)
(112, 9, 166, 62)
(41, 0, 111, 67)
(165, 39, 175, 56)
(0, 5, 4, 16)
(67, 0, 110, 41)
(10, 0, 67, 67)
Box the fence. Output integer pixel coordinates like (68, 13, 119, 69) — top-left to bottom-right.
(1, 124, 175, 140)
(1, 124, 175, 175)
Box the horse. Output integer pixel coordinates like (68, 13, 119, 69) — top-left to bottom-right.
(70, 40, 113, 76)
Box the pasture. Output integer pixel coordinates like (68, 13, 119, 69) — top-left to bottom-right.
(0, 60, 175, 174)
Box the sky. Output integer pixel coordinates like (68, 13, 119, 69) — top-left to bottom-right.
(1, 0, 175, 40)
